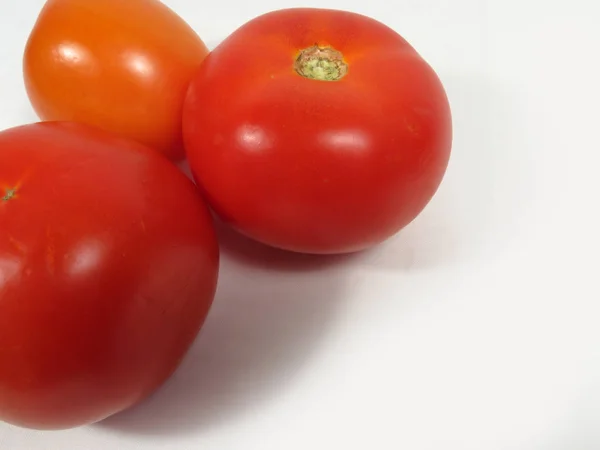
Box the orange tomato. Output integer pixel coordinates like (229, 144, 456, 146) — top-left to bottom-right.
(23, 0, 209, 161)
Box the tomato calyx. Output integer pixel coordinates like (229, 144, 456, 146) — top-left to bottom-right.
(294, 45, 348, 82)
(2, 187, 16, 201)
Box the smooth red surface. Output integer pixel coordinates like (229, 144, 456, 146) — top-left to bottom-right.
(183, 7, 453, 254)
(0, 122, 219, 430)
(23, 0, 209, 161)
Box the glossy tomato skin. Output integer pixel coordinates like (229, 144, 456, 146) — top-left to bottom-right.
(23, 0, 209, 161)
(183, 8, 452, 254)
(0, 122, 219, 430)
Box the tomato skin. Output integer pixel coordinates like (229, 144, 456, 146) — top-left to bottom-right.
(23, 0, 209, 161)
(182, 8, 452, 254)
(0, 122, 219, 430)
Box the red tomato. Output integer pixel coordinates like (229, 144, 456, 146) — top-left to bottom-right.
(23, 0, 209, 161)
(0, 122, 219, 430)
(183, 8, 452, 254)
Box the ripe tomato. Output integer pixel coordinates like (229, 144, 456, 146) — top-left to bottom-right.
(183, 8, 452, 254)
(23, 0, 209, 161)
(0, 122, 219, 430)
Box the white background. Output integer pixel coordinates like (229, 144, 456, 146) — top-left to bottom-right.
(1, 0, 599, 449)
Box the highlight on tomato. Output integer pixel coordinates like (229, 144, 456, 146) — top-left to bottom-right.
(0, 121, 219, 430)
(23, 0, 210, 161)
(182, 7, 453, 254)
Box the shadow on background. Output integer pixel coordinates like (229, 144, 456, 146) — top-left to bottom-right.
(98, 221, 356, 435)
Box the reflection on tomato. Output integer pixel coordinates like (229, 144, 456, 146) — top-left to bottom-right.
(0, 122, 219, 430)
(183, 8, 452, 254)
(23, 0, 209, 161)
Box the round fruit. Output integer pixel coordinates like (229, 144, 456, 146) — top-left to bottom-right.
(23, 0, 209, 161)
(0, 122, 219, 430)
(183, 7, 453, 254)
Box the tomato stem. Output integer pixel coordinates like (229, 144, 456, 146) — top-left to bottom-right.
(2, 188, 16, 201)
(294, 45, 348, 82)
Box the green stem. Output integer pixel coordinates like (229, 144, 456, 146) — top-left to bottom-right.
(2, 188, 16, 201)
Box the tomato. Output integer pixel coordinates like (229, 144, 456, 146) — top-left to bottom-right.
(182, 8, 452, 254)
(23, 0, 209, 161)
(0, 122, 219, 430)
